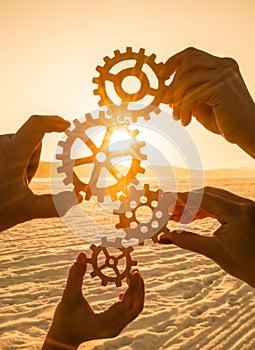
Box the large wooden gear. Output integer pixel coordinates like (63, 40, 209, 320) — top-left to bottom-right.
(56, 110, 147, 203)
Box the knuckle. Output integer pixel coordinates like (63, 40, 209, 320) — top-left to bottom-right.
(184, 46, 197, 54)
(28, 115, 40, 125)
(222, 57, 239, 71)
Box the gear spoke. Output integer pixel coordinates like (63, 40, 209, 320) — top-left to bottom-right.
(102, 71, 116, 82)
(99, 263, 107, 270)
(74, 155, 95, 166)
(84, 137, 99, 152)
(113, 266, 120, 276)
(117, 252, 125, 260)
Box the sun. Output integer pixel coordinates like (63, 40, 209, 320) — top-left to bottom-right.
(108, 130, 133, 153)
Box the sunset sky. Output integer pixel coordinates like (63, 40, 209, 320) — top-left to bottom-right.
(1, 0, 255, 170)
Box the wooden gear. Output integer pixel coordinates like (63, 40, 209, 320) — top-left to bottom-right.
(93, 47, 168, 122)
(87, 240, 137, 287)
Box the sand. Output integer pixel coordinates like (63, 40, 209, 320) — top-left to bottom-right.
(1, 178, 255, 350)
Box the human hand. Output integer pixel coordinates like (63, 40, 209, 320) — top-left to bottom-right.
(0, 115, 82, 231)
(161, 47, 255, 157)
(42, 252, 144, 350)
(160, 187, 255, 288)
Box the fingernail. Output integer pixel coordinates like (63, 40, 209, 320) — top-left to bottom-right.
(76, 252, 86, 264)
(158, 237, 172, 244)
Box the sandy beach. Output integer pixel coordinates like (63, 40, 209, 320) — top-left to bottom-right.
(1, 177, 255, 350)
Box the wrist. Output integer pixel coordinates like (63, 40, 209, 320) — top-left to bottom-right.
(42, 326, 79, 350)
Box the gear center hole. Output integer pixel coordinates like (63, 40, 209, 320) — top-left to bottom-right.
(108, 257, 116, 267)
(135, 206, 153, 223)
(121, 76, 141, 94)
(96, 152, 107, 163)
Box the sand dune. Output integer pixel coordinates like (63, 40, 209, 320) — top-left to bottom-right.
(1, 178, 255, 349)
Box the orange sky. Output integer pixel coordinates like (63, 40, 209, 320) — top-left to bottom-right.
(1, 0, 255, 169)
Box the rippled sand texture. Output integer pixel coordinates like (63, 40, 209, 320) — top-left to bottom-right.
(1, 178, 255, 350)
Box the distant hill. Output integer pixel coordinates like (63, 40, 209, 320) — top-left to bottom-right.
(34, 161, 255, 179)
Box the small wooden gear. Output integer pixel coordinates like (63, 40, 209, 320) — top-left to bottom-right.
(114, 183, 171, 244)
(86, 239, 137, 287)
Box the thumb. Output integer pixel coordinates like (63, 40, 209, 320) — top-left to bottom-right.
(62, 252, 87, 302)
(159, 230, 217, 260)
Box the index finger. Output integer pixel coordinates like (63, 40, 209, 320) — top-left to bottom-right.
(160, 47, 216, 79)
(11, 115, 70, 161)
(169, 188, 239, 223)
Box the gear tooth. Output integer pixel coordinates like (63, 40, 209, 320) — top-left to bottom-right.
(93, 88, 100, 96)
(97, 193, 105, 203)
(132, 260, 138, 266)
(144, 184, 150, 193)
(85, 113, 94, 123)
(115, 222, 123, 229)
(131, 178, 139, 186)
(126, 246, 134, 253)
(57, 165, 65, 173)
(90, 244, 97, 251)
(114, 49, 121, 56)
(103, 55, 110, 63)
(154, 106, 161, 115)
(119, 194, 128, 202)
(99, 110, 106, 119)
(131, 129, 139, 138)
(148, 53, 156, 62)
(139, 48, 145, 55)
(98, 99, 104, 107)
(143, 114, 151, 121)
(138, 166, 145, 174)
(138, 141, 146, 148)
(85, 192, 92, 201)
(64, 129, 72, 137)
(140, 153, 147, 161)
(101, 237, 107, 246)
(57, 141, 66, 148)
(139, 241, 145, 246)
(125, 231, 133, 241)
(55, 153, 64, 161)
(115, 280, 122, 287)
(73, 119, 81, 127)
(96, 65, 103, 73)
(101, 278, 108, 286)
(90, 270, 97, 278)
(92, 77, 99, 84)
(115, 237, 123, 247)
(126, 47, 132, 53)
(63, 176, 72, 185)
